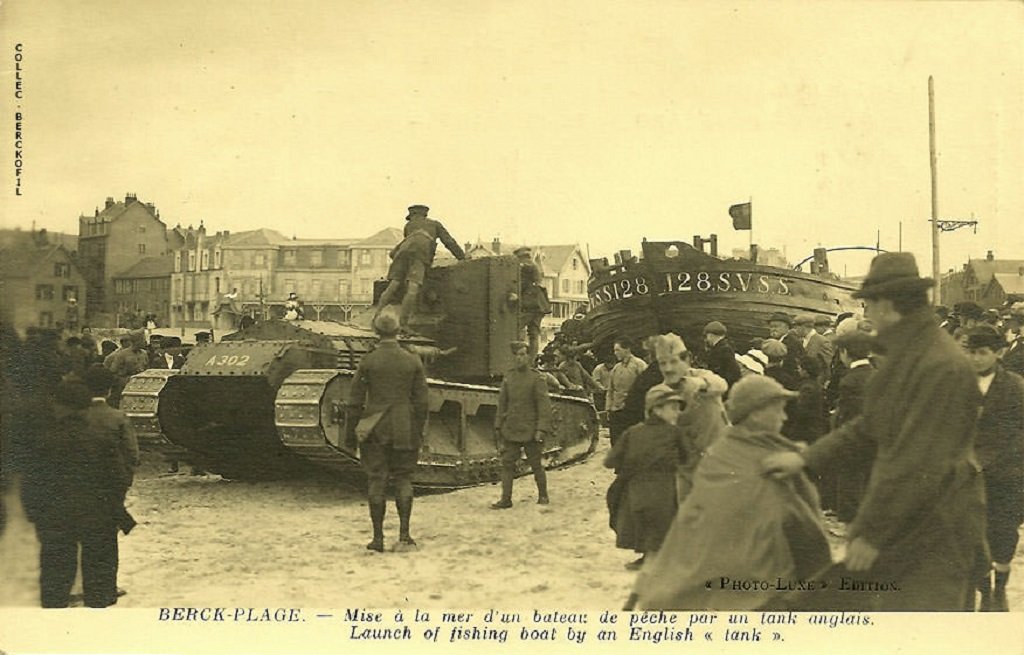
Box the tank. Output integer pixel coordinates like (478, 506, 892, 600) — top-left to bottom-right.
(121, 256, 599, 488)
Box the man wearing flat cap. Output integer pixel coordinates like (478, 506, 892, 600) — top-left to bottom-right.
(702, 321, 741, 390)
(962, 325, 1024, 611)
(767, 312, 805, 377)
(794, 313, 834, 384)
(764, 252, 987, 610)
(378, 205, 466, 329)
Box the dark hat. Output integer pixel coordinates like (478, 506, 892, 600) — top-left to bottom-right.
(644, 384, 686, 415)
(793, 314, 816, 327)
(965, 325, 1005, 351)
(703, 321, 727, 336)
(767, 312, 793, 326)
(513, 246, 532, 256)
(853, 252, 935, 299)
(954, 301, 984, 319)
(833, 329, 875, 351)
(813, 315, 833, 327)
(373, 308, 400, 336)
(725, 375, 798, 425)
(407, 205, 429, 215)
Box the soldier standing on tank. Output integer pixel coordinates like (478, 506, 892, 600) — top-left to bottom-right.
(377, 205, 466, 329)
(514, 246, 551, 359)
(346, 309, 429, 552)
(491, 341, 553, 508)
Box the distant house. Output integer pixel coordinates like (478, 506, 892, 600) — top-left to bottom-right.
(77, 193, 180, 322)
(941, 251, 1024, 308)
(0, 230, 87, 333)
(980, 271, 1024, 308)
(112, 255, 174, 328)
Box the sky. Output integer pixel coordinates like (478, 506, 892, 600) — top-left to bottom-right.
(2, 0, 1022, 281)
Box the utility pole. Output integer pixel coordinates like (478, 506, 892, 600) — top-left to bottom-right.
(928, 77, 978, 305)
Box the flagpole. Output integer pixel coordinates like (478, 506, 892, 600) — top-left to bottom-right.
(748, 196, 753, 252)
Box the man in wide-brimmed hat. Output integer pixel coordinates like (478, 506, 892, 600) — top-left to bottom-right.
(764, 252, 987, 610)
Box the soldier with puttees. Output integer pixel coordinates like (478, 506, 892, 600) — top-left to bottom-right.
(514, 246, 552, 358)
(346, 309, 429, 552)
(962, 325, 1024, 611)
(377, 205, 466, 328)
(764, 252, 988, 610)
(491, 340, 553, 509)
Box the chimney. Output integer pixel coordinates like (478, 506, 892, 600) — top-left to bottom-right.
(464, 241, 471, 253)
(492, 238, 501, 255)
(223, 230, 229, 238)
(125, 193, 137, 205)
(986, 250, 994, 261)
(709, 234, 718, 257)
(105, 197, 115, 209)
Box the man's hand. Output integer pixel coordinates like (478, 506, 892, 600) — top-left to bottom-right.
(761, 451, 806, 479)
(843, 537, 879, 572)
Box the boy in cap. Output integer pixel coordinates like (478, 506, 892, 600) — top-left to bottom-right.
(702, 321, 741, 389)
(630, 375, 830, 610)
(604, 384, 691, 571)
(962, 325, 1024, 611)
(491, 340, 553, 508)
(378, 205, 466, 329)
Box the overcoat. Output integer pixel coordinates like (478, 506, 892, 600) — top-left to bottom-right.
(495, 367, 552, 442)
(801, 308, 987, 610)
(348, 340, 429, 451)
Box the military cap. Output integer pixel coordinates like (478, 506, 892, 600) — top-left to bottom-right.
(853, 252, 934, 300)
(725, 375, 798, 425)
(509, 340, 529, 354)
(373, 309, 401, 336)
(703, 321, 727, 336)
(767, 312, 793, 327)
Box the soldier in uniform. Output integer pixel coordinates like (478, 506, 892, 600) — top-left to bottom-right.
(514, 246, 550, 358)
(491, 341, 553, 508)
(102, 335, 148, 408)
(377, 205, 466, 328)
(346, 309, 428, 552)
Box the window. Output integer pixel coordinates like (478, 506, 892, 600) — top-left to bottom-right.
(174, 252, 182, 272)
(254, 253, 265, 267)
(35, 284, 54, 300)
(359, 279, 371, 296)
(359, 250, 372, 266)
(39, 311, 53, 327)
(54, 262, 70, 278)
(215, 277, 221, 294)
(214, 249, 222, 269)
(576, 280, 585, 294)
(285, 280, 296, 296)
(561, 279, 570, 293)
(62, 285, 78, 301)
(188, 252, 196, 271)
(137, 225, 146, 234)
(201, 251, 210, 270)
(310, 250, 323, 267)
(284, 249, 296, 264)
(572, 257, 578, 270)
(338, 280, 351, 300)
(338, 250, 351, 267)
(311, 279, 321, 299)
(138, 243, 146, 254)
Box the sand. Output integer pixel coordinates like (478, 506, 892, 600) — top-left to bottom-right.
(2, 438, 1022, 611)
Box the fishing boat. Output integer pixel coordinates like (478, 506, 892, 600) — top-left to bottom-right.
(585, 239, 862, 353)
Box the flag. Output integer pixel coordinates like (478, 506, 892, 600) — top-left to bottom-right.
(729, 202, 752, 230)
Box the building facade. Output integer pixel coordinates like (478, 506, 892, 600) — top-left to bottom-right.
(940, 251, 1024, 308)
(77, 193, 181, 323)
(0, 230, 88, 333)
(112, 256, 173, 328)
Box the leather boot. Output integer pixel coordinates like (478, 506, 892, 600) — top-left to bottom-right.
(396, 497, 416, 546)
(366, 500, 386, 552)
(491, 470, 513, 509)
(977, 570, 993, 611)
(993, 568, 1010, 612)
(534, 467, 549, 505)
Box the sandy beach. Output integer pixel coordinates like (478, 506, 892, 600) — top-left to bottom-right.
(2, 437, 1022, 611)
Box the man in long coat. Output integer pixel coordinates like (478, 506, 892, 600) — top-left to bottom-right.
(764, 252, 987, 611)
(491, 341, 553, 508)
(347, 309, 429, 552)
